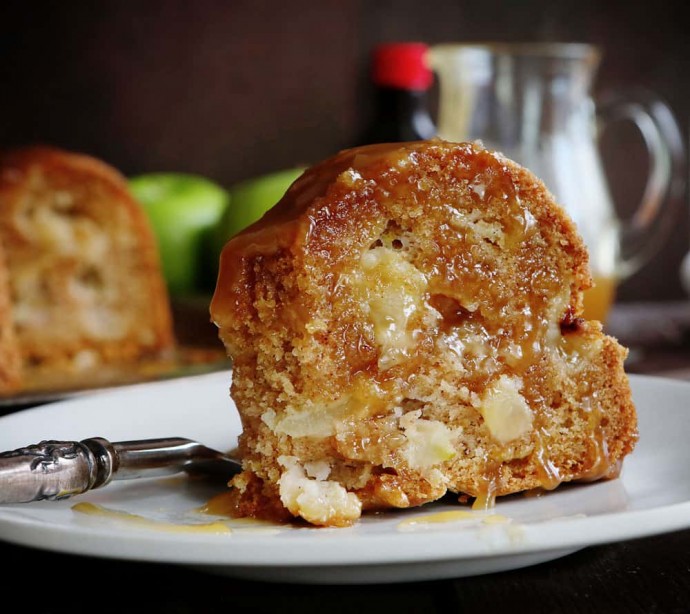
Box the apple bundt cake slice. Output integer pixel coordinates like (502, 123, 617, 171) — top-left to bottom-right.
(211, 140, 637, 527)
(0, 146, 174, 393)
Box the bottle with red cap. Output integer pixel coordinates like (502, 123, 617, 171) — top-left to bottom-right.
(358, 42, 436, 145)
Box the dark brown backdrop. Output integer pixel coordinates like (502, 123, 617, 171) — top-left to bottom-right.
(1, 0, 688, 302)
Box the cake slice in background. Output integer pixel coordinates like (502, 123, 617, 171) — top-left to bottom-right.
(0, 245, 21, 391)
(211, 140, 637, 527)
(0, 145, 175, 393)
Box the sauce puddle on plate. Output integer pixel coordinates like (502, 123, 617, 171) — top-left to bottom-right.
(72, 502, 232, 534)
(197, 491, 286, 533)
(397, 510, 510, 531)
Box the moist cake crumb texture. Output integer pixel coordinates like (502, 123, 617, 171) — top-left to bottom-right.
(210, 139, 637, 527)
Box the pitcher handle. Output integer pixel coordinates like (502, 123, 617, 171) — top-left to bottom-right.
(597, 89, 685, 279)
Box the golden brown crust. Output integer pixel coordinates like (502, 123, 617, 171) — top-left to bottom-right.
(212, 139, 637, 526)
(0, 145, 175, 392)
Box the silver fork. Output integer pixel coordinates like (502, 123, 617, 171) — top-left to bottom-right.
(0, 437, 242, 504)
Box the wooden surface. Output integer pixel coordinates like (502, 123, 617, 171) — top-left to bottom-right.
(2, 531, 689, 613)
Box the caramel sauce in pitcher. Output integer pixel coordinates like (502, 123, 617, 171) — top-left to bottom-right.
(582, 275, 617, 323)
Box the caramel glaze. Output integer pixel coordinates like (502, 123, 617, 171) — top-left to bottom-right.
(212, 139, 635, 514)
(211, 143, 400, 330)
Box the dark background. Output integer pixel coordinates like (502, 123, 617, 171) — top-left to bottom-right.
(1, 0, 688, 303)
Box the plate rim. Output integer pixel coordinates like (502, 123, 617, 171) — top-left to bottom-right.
(1, 497, 690, 568)
(0, 372, 688, 571)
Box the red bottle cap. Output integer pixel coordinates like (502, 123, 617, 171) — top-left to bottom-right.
(371, 42, 433, 91)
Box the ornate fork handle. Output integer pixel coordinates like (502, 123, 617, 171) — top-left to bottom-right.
(0, 436, 240, 504)
(0, 438, 117, 503)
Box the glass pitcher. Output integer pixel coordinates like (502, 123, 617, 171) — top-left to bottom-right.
(428, 43, 685, 322)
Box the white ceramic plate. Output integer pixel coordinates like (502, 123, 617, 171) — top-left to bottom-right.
(0, 371, 688, 585)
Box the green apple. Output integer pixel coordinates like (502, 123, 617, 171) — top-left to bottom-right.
(129, 173, 229, 296)
(211, 167, 306, 260)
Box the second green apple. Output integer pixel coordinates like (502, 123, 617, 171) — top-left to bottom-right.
(212, 166, 306, 258)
